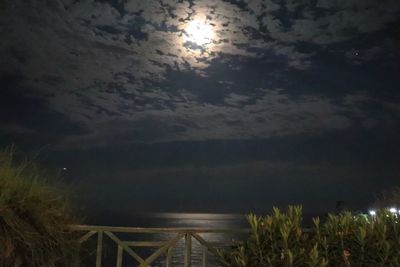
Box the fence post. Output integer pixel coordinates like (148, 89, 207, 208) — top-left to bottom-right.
(96, 231, 103, 267)
(116, 245, 123, 267)
(184, 233, 192, 267)
(166, 246, 174, 267)
(202, 246, 208, 267)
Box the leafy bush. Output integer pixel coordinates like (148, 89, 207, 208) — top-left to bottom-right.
(0, 148, 80, 267)
(225, 206, 400, 267)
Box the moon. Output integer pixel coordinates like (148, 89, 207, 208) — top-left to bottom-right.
(184, 20, 215, 46)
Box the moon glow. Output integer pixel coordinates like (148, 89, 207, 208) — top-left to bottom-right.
(184, 20, 215, 46)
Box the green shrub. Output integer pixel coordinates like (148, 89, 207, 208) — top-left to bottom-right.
(0, 148, 80, 267)
(224, 206, 400, 267)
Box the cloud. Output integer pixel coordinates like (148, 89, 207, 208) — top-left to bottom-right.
(58, 87, 399, 149)
(253, 0, 400, 44)
(1, 0, 399, 149)
(0, 74, 88, 148)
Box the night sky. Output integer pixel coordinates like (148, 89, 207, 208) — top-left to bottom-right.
(1, 0, 400, 216)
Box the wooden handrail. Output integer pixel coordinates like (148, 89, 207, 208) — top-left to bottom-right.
(70, 224, 250, 233)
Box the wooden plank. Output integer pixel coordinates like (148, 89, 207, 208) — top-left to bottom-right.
(70, 225, 250, 234)
(139, 234, 184, 267)
(123, 241, 168, 247)
(79, 230, 97, 243)
(191, 233, 230, 267)
(103, 231, 147, 265)
(96, 231, 103, 267)
(202, 246, 208, 267)
(166, 247, 174, 267)
(184, 233, 192, 267)
(116, 245, 123, 267)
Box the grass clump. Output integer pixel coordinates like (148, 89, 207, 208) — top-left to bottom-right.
(0, 148, 80, 267)
(224, 206, 400, 267)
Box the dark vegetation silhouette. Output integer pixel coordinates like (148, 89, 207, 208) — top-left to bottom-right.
(0, 148, 80, 267)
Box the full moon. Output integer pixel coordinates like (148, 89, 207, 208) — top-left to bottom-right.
(184, 20, 215, 46)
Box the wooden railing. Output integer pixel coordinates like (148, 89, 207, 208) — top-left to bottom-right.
(70, 225, 249, 267)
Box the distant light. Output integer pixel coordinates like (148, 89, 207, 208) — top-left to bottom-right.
(369, 210, 376, 216)
(63, 167, 67, 171)
(389, 208, 397, 213)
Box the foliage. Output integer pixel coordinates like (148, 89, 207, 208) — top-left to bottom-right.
(0, 148, 80, 267)
(224, 206, 400, 267)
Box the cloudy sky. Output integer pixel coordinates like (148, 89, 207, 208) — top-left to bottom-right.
(1, 0, 400, 215)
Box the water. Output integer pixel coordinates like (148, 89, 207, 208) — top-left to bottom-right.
(81, 212, 249, 267)
(137, 212, 248, 228)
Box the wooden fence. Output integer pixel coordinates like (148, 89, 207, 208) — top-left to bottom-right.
(70, 225, 249, 267)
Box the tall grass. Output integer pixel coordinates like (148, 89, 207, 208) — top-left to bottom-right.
(224, 206, 400, 267)
(0, 148, 80, 267)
